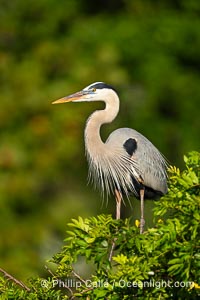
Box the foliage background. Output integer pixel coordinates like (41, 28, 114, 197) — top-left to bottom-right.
(0, 0, 199, 280)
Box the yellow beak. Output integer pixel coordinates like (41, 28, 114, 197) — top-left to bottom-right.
(52, 91, 84, 104)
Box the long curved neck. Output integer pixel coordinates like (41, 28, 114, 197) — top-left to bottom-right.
(84, 92, 120, 155)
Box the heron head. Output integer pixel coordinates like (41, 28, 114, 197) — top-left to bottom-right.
(52, 82, 117, 104)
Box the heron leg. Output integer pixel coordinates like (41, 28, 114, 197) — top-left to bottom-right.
(140, 188, 145, 234)
(115, 189, 122, 220)
(109, 189, 122, 262)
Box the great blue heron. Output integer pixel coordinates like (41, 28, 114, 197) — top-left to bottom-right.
(53, 82, 168, 234)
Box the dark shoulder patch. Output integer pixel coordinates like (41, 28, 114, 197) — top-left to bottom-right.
(123, 138, 137, 156)
(90, 82, 117, 93)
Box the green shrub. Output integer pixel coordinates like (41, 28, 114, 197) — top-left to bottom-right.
(0, 151, 199, 299)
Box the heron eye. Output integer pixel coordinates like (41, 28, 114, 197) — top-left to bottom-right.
(92, 88, 96, 92)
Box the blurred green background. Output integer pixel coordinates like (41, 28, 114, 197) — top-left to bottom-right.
(0, 0, 199, 280)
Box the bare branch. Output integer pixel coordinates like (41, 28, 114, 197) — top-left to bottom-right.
(0, 267, 30, 291)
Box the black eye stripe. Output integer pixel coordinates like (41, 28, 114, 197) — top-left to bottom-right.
(89, 82, 117, 93)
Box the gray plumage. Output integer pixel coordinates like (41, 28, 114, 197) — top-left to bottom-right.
(83, 82, 168, 199)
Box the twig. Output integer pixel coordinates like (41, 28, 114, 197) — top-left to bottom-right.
(72, 270, 86, 285)
(109, 237, 117, 261)
(44, 265, 55, 277)
(45, 265, 73, 295)
(0, 267, 30, 291)
(70, 287, 93, 300)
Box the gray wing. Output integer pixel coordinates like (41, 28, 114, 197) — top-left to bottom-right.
(106, 128, 168, 194)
